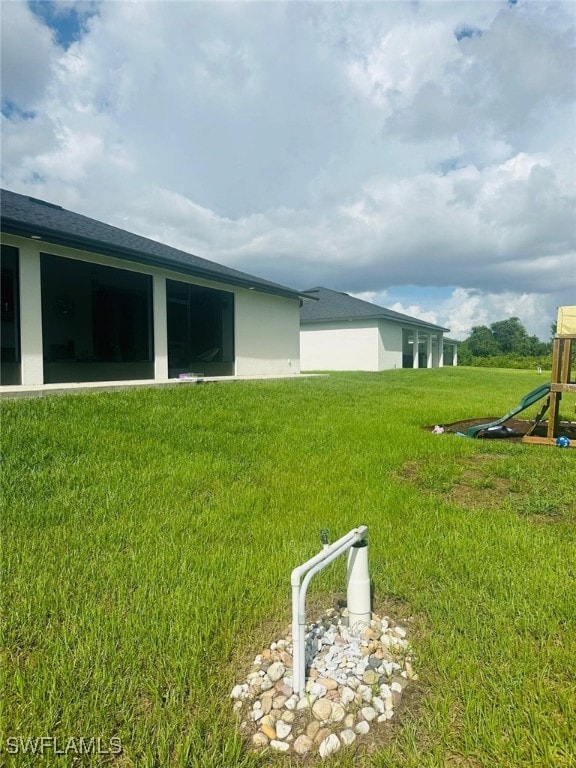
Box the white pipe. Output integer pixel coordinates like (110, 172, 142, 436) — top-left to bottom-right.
(290, 526, 368, 696)
(347, 541, 371, 632)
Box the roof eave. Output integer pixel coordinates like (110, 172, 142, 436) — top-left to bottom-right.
(1, 219, 304, 301)
(301, 314, 449, 332)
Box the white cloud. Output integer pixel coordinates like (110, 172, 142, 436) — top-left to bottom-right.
(1, 0, 574, 341)
(0, 1, 56, 108)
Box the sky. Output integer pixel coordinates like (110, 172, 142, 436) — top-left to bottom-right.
(1, 0, 575, 341)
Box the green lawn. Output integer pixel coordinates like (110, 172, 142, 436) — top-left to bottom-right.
(1, 368, 575, 767)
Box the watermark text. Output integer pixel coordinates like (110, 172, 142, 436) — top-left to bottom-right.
(3, 736, 122, 756)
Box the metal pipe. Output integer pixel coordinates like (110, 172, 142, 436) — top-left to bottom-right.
(290, 525, 368, 696)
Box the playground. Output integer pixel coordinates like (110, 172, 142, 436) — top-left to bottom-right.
(441, 415, 576, 443)
(446, 306, 576, 446)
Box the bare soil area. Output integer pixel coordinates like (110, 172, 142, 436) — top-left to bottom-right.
(437, 417, 576, 443)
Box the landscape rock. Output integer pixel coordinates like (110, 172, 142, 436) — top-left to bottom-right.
(267, 662, 286, 682)
(318, 733, 341, 758)
(270, 739, 290, 752)
(293, 734, 313, 755)
(340, 728, 356, 746)
(230, 605, 415, 758)
(251, 732, 269, 748)
(275, 720, 292, 740)
(312, 697, 333, 722)
(260, 724, 276, 740)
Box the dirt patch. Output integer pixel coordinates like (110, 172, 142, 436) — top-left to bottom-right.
(433, 417, 576, 443)
(399, 455, 515, 511)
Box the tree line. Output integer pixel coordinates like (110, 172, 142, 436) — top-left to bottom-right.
(458, 317, 553, 369)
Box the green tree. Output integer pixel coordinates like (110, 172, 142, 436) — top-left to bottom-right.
(490, 317, 530, 354)
(465, 325, 500, 357)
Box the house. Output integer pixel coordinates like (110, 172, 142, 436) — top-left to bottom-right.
(1, 189, 306, 389)
(300, 286, 457, 371)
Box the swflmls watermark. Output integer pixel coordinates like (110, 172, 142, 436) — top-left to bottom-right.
(3, 736, 122, 755)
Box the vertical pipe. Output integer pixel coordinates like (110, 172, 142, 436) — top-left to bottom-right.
(291, 584, 301, 695)
(347, 540, 371, 633)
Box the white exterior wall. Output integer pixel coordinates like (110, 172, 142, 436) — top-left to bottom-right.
(300, 321, 379, 371)
(377, 320, 403, 370)
(2, 234, 301, 384)
(235, 290, 300, 375)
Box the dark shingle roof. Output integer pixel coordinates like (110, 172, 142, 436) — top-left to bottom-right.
(0, 189, 304, 300)
(300, 286, 449, 332)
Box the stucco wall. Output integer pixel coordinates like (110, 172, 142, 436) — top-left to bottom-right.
(2, 235, 301, 385)
(235, 290, 300, 375)
(300, 321, 380, 371)
(377, 320, 403, 370)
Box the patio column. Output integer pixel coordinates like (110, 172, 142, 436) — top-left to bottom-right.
(153, 275, 168, 380)
(439, 333, 444, 367)
(453, 345, 458, 366)
(426, 333, 433, 368)
(19, 244, 44, 386)
(412, 330, 419, 368)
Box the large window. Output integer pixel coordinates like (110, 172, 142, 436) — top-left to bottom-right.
(41, 254, 153, 383)
(1, 245, 21, 385)
(167, 280, 234, 377)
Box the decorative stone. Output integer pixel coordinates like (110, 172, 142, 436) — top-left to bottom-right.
(267, 662, 286, 682)
(260, 675, 274, 691)
(361, 706, 377, 722)
(293, 734, 313, 755)
(284, 695, 298, 710)
(270, 740, 290, 752)
(318, 733, 341, 758)
(307, 681, 328, 698)
(261, 724, 276, 740)
(260, 714, 275, 728)
(272, 695, 287, 709)
(231, 606, 415, 755)
(344, 714, 355, 729)
(340, 686, 355, 706)
(357, 685, 373, 703)
(275, 720, 292, 739)
(313, 727, 331, 746)
(340, 728, 356, 746)
(362, 669, 379, 685)
(312, 697, 333, 722)
(296, 696, 314, 710)
(330, 703, 346, 723)
(251, 732, 269, 748)
(306, 720, 320, 739)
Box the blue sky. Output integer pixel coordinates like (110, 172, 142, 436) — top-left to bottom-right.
(2, 0, 575, 339)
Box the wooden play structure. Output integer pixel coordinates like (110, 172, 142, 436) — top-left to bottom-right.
(522, 306, 576, 447)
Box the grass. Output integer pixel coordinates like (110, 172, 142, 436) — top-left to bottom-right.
(1, 367, 575, 767)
